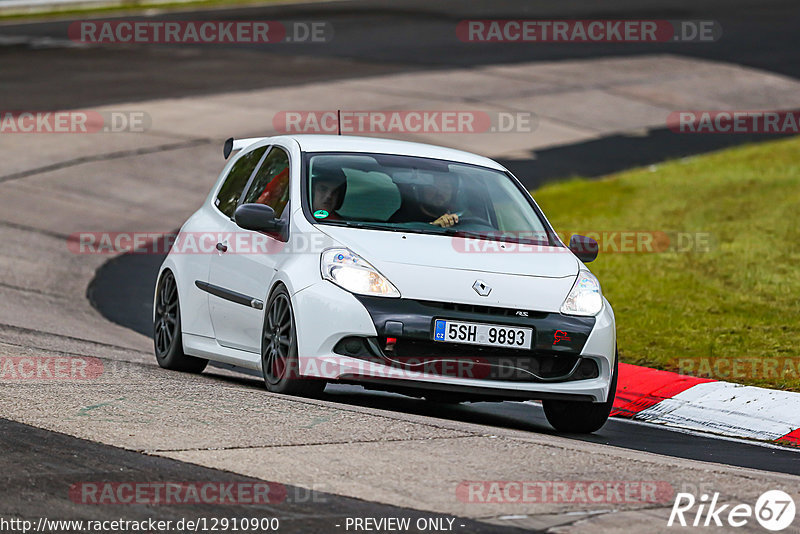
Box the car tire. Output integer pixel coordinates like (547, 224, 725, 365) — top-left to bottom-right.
(542, 350, 618, 434)
(261, 285, 326, 397)
(154, 270, 208, 373)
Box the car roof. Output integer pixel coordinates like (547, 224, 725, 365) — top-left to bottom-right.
(262, 135, 507, 171)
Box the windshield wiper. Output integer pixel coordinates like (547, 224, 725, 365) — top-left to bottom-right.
(440, 228, 552, 246)
(328, 221, 552, 244)
(336, 221, 430, 234)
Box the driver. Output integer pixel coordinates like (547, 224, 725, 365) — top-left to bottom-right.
(391, 175, 459, 228)
(311, 167, 348, 221)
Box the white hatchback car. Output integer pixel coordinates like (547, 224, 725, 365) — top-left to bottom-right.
(154, 135, 617, 433)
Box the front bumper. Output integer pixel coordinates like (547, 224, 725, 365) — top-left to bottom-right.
(292, 281, 616, 402)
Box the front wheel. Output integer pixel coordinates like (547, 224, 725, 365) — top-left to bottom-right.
(542, 351, 618, 434)
(261, 286, 325, 397)
(154, 270, 208, 373)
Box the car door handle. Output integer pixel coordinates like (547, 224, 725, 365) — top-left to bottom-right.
(216, 242, 228, 253)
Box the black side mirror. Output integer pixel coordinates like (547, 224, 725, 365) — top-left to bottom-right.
(234, 203, 282, 233)
(569, 234, 599, 263)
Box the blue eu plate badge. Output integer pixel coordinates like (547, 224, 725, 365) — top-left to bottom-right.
(434, 320, 446, 341)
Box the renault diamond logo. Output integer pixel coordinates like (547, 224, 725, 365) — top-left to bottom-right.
(472, 280, 491, 297)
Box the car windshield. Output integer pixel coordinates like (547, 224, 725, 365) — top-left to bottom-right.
(304, 152, 555, 245)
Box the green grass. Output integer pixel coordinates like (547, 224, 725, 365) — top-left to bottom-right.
(532, 137, 800, 390)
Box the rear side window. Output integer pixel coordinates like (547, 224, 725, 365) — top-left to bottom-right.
(215, 146, 267, 217)
(241, 147, 291, 218)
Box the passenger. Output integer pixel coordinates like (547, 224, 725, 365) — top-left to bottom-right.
(311, 168, 348, 221)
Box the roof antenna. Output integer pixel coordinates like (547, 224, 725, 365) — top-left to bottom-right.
(337, 109, 342, 136)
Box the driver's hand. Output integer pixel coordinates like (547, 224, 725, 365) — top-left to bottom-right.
(431, 213, 459, 228)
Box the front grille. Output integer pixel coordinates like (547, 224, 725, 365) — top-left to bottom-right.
(390, 338, 579, 381)
(333, 336, 597, 382)
(415, 300, 548, 319)
(353, 295, 595, 356)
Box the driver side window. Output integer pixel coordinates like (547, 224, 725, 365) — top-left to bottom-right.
(241, 146, 291, 218)
(215, 146, 267, 217)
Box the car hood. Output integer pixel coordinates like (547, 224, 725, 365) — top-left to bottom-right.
(316, 226, 580, 312)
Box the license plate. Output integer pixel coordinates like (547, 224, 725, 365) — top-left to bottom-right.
(433, 319, 533, 350)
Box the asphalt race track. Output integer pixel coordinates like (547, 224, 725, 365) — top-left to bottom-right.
(3, 0, 800, 184)
(0, 418, 531, 534)
(4, 0, 800, 108)
(2, 1, 800, 532)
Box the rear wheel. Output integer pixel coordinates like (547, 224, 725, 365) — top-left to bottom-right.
(261, 286, 325, 397)
(154, 271, 208, 373)
(542, 351, 618, 434)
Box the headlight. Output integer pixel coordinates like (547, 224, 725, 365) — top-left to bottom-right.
(321, 248, 400, 297)
(560, 270, 603, 316)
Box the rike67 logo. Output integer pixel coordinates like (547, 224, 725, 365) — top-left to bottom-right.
(668, 490, 796, 531)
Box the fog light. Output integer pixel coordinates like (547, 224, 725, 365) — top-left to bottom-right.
(344, 339, 362, 354)
(576, 358, 599, 379)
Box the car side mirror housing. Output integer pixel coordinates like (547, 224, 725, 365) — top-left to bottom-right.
(569, 234, 599, 263)
(234, 203, 283, 233)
